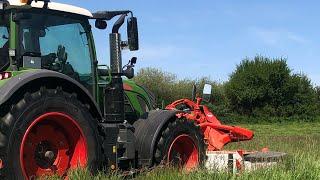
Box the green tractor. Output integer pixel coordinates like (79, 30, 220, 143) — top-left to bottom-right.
(0, 0, 206, 179)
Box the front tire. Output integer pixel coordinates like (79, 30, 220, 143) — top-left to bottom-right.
(154, 119, 206, 170)
(0, 87, 102, 179)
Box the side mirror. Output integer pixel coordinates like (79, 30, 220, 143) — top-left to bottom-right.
(202, 84, 212, 102)
(123, 57, 137, 79)
(130, 57, 137, 65)
(123, 67, 134, 79)
(95, 19, 107, 30)
(127, 17, 139, 51)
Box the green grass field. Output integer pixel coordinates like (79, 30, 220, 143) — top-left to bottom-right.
(45, 121, 320, 180)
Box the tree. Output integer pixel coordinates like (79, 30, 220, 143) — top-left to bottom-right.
(225, 56, 318, 118)
(314, 86, 320, 114)
(133, 67, 176, 105)
(133, 68, 225, 109)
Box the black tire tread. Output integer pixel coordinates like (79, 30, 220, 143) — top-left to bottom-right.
(0, 86, 102, 179)
(154, 118, 207, 167)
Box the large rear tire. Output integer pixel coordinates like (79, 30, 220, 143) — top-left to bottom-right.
(0, 87, 102, 179)
(154, 119, 206, 170)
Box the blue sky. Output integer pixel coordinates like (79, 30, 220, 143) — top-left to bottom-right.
(56, 0, 320, 86)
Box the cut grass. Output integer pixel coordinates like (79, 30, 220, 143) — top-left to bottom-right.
(41, 121, 320, 180)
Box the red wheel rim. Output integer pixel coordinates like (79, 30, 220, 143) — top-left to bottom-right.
(167, 134, 199, 170)
(20, 112, 88, 178)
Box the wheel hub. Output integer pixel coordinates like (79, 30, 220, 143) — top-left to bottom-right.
(20, 112, 88, 178)
(34, 141, 57, 169)
(168, 134, 199, 170)
(45, 150, 55, 160)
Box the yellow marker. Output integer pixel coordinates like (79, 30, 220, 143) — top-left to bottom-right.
(113, 146, 116, 153)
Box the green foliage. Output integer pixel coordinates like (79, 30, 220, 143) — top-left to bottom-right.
(66, 122, 320, 180)
(133, 67, 177, 106)
(315, 86, 320, 109)
(133, 68, 226, 110)
(204, 83, 230, 117)
(225, 56, 318, 118)
(133, 56, 319, 121)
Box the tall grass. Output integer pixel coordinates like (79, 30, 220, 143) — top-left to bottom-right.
(138, 128, 320, 180)
(43, 122, 320, 180)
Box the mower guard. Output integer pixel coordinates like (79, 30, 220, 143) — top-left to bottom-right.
(167, 97, 254, 151)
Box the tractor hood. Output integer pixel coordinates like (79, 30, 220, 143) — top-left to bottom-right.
(123, 79, 157, 109)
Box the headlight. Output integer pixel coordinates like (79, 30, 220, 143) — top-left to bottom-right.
(0, 72, 12, 80)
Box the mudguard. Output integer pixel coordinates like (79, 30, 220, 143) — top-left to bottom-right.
(0, 69, 102, 118)
(133, 109, 177, 167)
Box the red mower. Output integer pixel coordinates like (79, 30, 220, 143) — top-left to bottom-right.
(166, 84, 286, 172)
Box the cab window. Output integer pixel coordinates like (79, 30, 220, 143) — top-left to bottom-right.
(0, 14, 9, 71)
(19, 12, 93, 92)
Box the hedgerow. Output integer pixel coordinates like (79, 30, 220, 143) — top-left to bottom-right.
(133, 56, 320, 122)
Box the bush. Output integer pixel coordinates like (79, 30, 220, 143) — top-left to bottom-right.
(315, 86, 320, 114)
(133, 56, 319, 122)
(224, 56, 318, 119)
(133, 68, 227, 113)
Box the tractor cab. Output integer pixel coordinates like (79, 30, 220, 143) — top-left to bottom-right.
(0, 0, 151, 116)
(0, 1, 96, 92)
(0, 0, 104, 92)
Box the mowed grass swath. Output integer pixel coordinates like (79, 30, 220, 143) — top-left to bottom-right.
(44, 121, 319, 180)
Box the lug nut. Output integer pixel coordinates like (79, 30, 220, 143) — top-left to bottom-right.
(45, 151, 55, 160)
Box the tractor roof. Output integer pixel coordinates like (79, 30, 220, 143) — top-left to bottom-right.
(7, 0, 93, 17)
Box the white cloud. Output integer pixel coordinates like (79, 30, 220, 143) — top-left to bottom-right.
(249, 27, 308, 46)
(287, 32, 307, 44)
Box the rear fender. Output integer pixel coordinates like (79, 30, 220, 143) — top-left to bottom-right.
(133, 109, 177, 167)
(0, 69, 102, 119)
